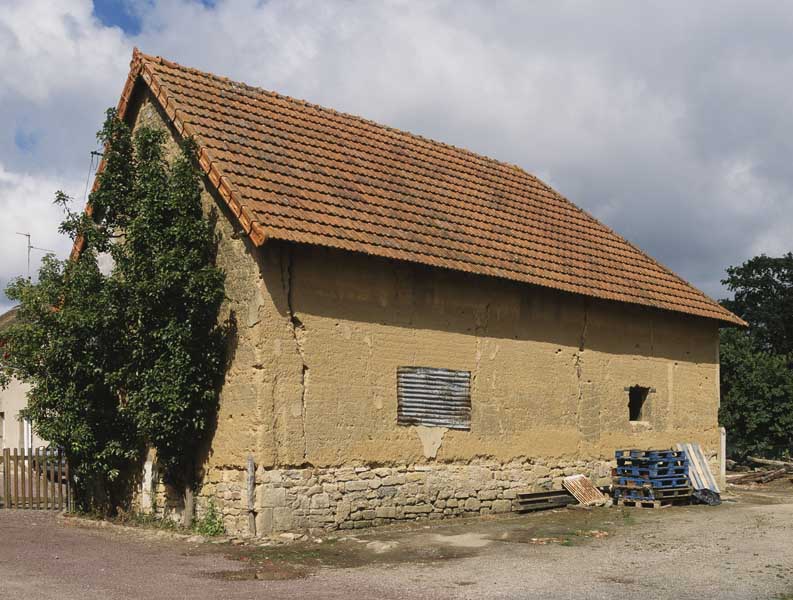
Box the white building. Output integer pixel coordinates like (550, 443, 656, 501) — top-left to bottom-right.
(0, 308, 45, 450)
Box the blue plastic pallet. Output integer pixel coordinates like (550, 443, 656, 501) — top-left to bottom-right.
(615, 465, 688, 478)
(613, 486, 691, 501)
(615, 449, 686, 460)
(616, 476, 689, 489)
(616, 456, 689, 467)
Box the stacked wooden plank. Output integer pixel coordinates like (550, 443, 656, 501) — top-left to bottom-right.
(514, 490, 577, 512)
(612, 449, 692, 508)
(676, 442, 720, 494)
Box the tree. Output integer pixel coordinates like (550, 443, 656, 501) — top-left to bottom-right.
(1, 250, 140, 509)
(719, 327, 793, 459)
(721, 253, 793, 356)
(0, 110, 226, 514)
(719, 253, 793, 460)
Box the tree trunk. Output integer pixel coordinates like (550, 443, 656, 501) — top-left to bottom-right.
(748, 456, 793, 469)
(182, 486, 194, 528)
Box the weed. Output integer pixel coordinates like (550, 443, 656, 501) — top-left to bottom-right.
(194, 499, 225, 537)
(115, 510, 180, 531)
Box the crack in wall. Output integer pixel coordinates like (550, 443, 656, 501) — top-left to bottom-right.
(472, 302, 491, 395)
(574, 303, 588, 389)
(270, 370, 280, 466)
(574, 302, 590, 451)
(280, 247, 309, 463)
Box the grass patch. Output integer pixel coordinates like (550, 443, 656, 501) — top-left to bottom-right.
(115, 510, 181, 531)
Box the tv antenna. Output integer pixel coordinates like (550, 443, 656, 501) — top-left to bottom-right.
(16, 232, 55, 280)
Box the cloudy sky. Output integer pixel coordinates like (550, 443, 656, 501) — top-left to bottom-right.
(1, 0, 791, 314)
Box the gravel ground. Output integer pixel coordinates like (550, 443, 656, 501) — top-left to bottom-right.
(0, 484, 791, 600)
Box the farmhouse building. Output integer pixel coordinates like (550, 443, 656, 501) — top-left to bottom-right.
(0, 308, 47, 452)
(109, 50, 742, 534)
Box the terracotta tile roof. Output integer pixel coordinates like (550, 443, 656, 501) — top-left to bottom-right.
(108, 49, 743, 325)
(0, 307, 18, 333)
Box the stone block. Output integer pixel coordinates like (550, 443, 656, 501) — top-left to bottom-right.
(260, 486, 286, 508)
(382, 475, 406, 486)
(353, 520, 374, 529)
(478, 490, 498, 501)
(310, 493, 330, 509)
(405, 504, 432, 514)
(256, 507, 274, 534)
(533, 466, 550, 478)
(335, 501, 351, 523)
(378, 486, 398, 498)
(492, 499, 512, 513)
(464, 498, 481, 511)
(273, 507, 294, 531)
(375, 506, 396, 519)
(344, 480, 369, 492)
(335, 470, 357, 482)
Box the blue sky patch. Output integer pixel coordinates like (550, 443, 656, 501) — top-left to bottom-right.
(92, 0, 143, 35)
(93, 0, 217, 35)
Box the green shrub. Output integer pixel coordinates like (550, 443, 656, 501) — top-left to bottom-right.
(194, 500, 225, 537)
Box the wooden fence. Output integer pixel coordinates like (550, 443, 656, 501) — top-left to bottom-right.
(0, 448, 71, 510)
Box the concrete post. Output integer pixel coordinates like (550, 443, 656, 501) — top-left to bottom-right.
(719, 426, 727, 491)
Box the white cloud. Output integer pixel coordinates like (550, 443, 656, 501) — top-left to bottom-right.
(0, 163, 81, 313)
(0, 0, 792, 312)
(0, 1, 126, 103)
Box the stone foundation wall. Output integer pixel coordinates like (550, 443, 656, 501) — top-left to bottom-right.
(197, 459, 614, 536)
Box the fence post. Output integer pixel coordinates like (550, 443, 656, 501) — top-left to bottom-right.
(3, 449, 9, 508)
(20, 448, 26, 509)
(27, 449, 33, 509)
(35, 448, 42, 509)
(65, 457, 71, 512)
(12, 448, 19, 508)
(57, 449, 63, 510)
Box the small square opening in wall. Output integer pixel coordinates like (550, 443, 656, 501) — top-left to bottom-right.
(628, 386, 650, 422)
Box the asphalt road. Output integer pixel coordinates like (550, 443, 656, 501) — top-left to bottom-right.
(0, 485, 792, 600)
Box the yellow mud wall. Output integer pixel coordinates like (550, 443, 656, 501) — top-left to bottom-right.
(131, 91, 721, 478)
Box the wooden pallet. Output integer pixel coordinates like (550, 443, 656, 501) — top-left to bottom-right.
(615, 465, 688, 478)
(613, 485, 692, 501)
(616, 497, 691, 509)
(615, 475, 689, 489)
(615, 449, 686, 460)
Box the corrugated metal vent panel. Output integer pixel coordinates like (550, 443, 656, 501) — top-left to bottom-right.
(397, 366, 471, 430)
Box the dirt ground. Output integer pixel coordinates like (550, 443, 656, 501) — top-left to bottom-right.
(1, 484, 792, 600)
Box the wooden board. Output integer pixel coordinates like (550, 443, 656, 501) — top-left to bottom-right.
(676, 442, 720, 494)
(515, 490, 577, 512)
(562, 474, 607, 506)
